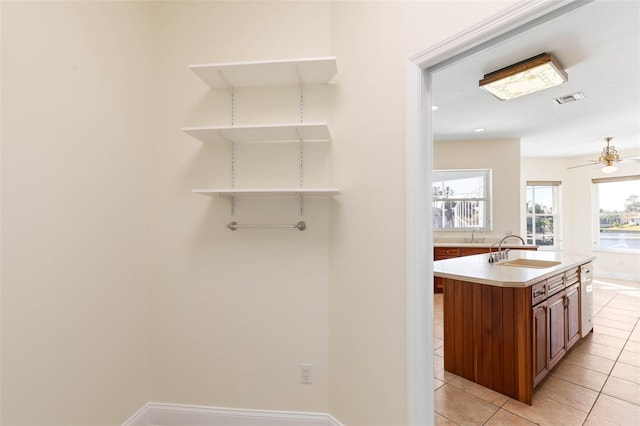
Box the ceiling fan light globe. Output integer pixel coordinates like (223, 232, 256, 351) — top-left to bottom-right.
(601, 164, 618, 174)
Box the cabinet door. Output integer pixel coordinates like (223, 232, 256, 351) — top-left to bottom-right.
(532, 303, 548, 386)
(566, 284, 580, 350)
(434, 248, 461, 293)
(548, 292, 566, 369)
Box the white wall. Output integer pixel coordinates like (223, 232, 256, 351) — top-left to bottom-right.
(1, 1, 154, 424)
(434, 139, 521, 240)
(523, 149, 640, 281)
(0, 1, 523, 425)
(150, 0, 332, 413)
(328, 2, 518, 424)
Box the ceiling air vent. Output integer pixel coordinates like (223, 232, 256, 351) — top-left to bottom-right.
(553, 92, 586, 105)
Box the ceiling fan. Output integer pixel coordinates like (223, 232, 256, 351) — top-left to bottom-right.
(568, 137, 640, 173)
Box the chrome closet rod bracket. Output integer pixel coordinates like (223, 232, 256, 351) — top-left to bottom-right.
(227, 221, 306, 231)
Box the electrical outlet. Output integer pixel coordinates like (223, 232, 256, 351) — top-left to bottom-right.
(300, 364, 312, 384)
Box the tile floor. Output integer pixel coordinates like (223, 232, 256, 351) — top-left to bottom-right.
(434, 278, 640, 425)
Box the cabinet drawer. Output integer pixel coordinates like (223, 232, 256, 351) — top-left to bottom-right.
(435, 247, 461, 258)
(461, 247, 487, 256)
(546, 273, 565, 296)
(565, 267, 580, 286)
(532, 281, 547, 306)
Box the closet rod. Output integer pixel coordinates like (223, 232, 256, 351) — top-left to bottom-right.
(226, 221, 306, 231)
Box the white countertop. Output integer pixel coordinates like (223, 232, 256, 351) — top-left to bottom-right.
(434, 242, 537, 248)
(433, 250, 595, 288)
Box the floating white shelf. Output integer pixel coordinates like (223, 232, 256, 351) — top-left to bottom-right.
(192, 188, 340, 198)
(189, 57, 337, 89)
(182, 122, 330, 144)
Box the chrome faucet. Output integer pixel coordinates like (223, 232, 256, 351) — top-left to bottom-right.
(488, 234, 526, 263)
(470, 228, 481, 243)
(498, 234, 526, 252)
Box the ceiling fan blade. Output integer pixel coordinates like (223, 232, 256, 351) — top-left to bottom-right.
(567, 162, 599, 170)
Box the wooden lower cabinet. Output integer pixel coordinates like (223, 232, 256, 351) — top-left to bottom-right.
(443, 266, 586, 405)
(547, 291, 566, 370)
(532, 304, 548, 387)
(434, 248, 460, 292)
(566, 284, 581, 350)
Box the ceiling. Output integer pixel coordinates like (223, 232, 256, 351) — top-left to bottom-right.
(432, 0, 640, 159)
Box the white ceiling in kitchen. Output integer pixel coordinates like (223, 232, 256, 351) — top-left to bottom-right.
(432, 0, 640, 158)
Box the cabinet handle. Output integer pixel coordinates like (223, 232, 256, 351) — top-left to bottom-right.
(534, 289, 545, 298)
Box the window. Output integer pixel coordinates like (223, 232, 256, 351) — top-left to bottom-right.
(526, 181, 561, 248)
(433, 169, 491, 230)
(593, 175, 640, 251)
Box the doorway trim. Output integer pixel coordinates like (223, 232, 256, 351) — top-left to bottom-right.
(405, 1, 580, 423)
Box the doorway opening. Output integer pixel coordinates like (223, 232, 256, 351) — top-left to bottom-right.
(405, 1, 588, 423)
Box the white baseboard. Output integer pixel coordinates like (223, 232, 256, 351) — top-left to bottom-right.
(123, 402, 343, 426)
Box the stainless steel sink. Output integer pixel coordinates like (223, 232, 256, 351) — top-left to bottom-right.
(500, 259, 561, 269)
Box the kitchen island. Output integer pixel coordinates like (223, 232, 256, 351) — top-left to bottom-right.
(433, 241, 538, 292)
(434, 250, 595, 404)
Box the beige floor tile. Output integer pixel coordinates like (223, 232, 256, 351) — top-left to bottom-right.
(434, 346, 444, 357)
(549, 361, 608, 391)
(434, 328, 444, 340)
(611, 361, 640, 384)
(533, 376, 599, 413)
(583, 412, 628, 426)
(503, 395, 588, 426)
(573, 340, 622, 360)
(434, 378, 445, 390)
(562, 350, 615, 374)
(629, 329, 640, 343)
(602, 376, 640, 405)
(596, 309, 640, 324)
(593, 317, 636, 331)
(434, 354, 456, 383)
(608, 304, 640, 315)
(591, 324, 632, 339)
(485, 409, 536, 425)
(434, 336, 444, 349)
(624, 339, 640, 354)
(434, 412, 458, 425)
(435, 384, 499, 425)
(581, 332, 628, 349)
(618, 350, 640, 368)
(448, 376, 509, 407)
(587, 394, 640, 426)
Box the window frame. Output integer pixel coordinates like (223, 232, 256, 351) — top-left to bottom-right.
(525, 181, 561, 250)
(592, 175, 640, 253)
(432, 169, 492, 231)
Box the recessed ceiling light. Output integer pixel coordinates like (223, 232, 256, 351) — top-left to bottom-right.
(432, 105, 439, 111)
(479, 53, 567, 101)
(474, 128, 485, 133)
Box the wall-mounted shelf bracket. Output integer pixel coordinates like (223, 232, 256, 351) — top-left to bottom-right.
(299, 194, 304, 217)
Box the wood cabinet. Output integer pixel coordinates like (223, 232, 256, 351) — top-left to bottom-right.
(532, 304, 548, 386)
(530, 271, 581, 385)
(547, 291, 566, 370)
(566, 283, 581, 350)
(443, 264, 587, 404)
(434, 245, 537, 292)
(434, 248, 460, 292)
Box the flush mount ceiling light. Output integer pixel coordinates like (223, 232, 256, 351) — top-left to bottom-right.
(479, 53, 567, 101)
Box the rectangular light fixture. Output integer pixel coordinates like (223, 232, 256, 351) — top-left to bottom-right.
(479, 53, 568, 101)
